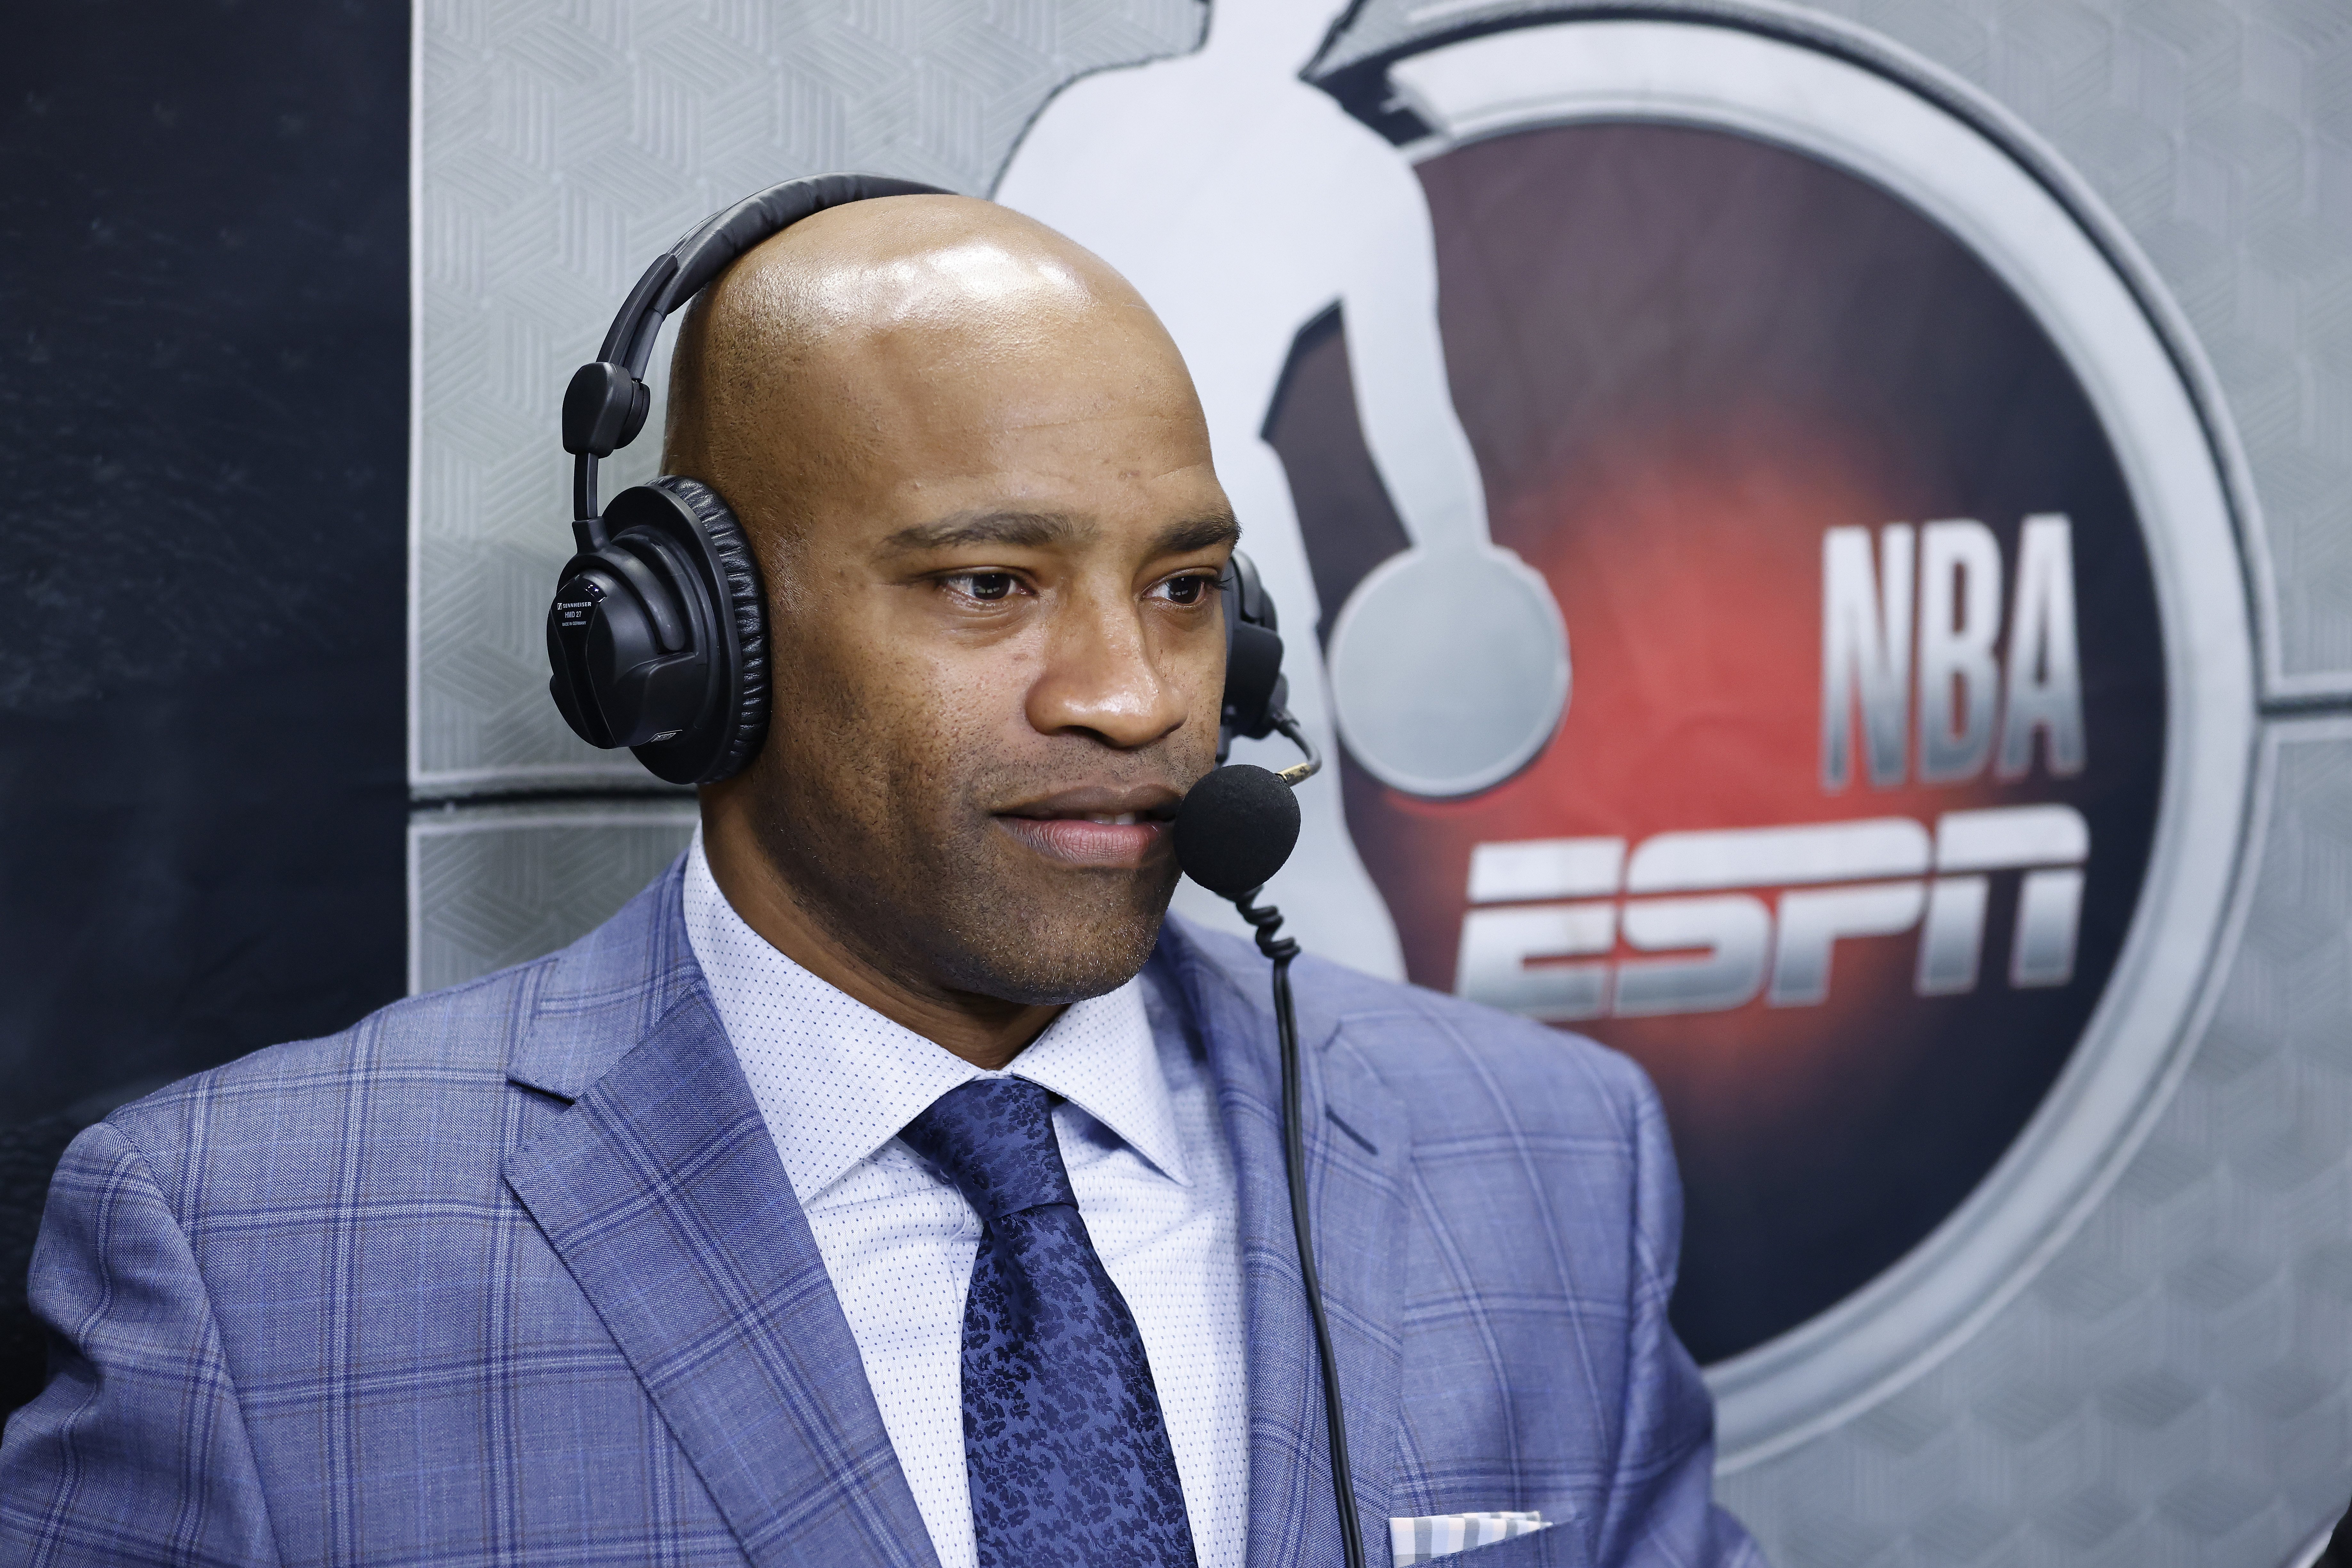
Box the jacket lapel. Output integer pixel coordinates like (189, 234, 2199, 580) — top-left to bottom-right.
(1160, 921, 1414, 1568)
(503, 867, 937, 1568)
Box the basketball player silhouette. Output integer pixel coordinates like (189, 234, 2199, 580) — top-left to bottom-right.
(994, 0, 1569, 977)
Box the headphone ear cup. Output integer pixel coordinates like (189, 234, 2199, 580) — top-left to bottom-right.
(646, 476, 769, 783)
(1218, 549, 1286, 759)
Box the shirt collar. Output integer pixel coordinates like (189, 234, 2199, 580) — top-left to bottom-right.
(1005, 980, 1189, 1188)
(681, 833, 1189, 1206)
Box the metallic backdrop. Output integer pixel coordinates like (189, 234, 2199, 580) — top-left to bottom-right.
(412, 1, 2352, 1561)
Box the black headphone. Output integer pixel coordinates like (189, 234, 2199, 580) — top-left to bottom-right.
(547, 172, 1289, 785)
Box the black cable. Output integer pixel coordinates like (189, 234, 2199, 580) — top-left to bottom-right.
(1234, 889, 1366, 1568)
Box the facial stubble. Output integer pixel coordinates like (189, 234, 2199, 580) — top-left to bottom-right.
(747, 687, 1190, 1008)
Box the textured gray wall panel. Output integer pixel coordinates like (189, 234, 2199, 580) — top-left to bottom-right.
(1715, 715, 2352, 1564)
(1323, 0, 2352, 700)
(407, 800, 697, 991)
(411, 0, 1202, 791)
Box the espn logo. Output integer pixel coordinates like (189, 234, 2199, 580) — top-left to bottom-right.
(1455, 806, 2088, 1021)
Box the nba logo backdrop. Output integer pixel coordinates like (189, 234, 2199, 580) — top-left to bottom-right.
(996, 2, 2305, 1555)
(413, 0, 2352, 1558)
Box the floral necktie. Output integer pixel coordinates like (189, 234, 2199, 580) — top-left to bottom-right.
(900, 1077, 1198, 1567)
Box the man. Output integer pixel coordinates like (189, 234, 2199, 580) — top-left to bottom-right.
(0, 195, 1760, 1567)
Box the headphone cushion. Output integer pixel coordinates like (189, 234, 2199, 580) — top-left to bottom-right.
(652, 475, 769, 782)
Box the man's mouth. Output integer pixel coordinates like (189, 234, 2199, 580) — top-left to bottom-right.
(994, 790, 1179, 869)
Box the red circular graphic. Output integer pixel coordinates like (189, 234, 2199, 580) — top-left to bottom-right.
(1271, 122, 2167, 1363)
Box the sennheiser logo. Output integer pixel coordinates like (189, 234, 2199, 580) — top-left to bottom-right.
(555, 580, 602, 632)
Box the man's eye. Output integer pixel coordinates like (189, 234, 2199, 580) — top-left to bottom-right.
(954, 572, 1017, 601)
(1157, 574, 1213, 606)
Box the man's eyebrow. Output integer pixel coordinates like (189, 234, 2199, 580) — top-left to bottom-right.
(880, 511, 1092, 553)
(878, 510, 1240, 558)
(1155, 513, 1242, 557)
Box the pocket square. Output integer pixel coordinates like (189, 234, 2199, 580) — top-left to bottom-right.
(1390, 1511, 1549, 1564)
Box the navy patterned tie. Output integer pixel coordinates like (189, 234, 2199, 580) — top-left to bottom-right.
(900, 1077, 1198, 1568)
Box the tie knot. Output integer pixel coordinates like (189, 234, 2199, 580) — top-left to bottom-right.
(900, 1077, 1074, 1222)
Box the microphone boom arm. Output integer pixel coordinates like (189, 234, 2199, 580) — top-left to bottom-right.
(1271, 708, 1322, 787)
(1222, 706, 1365, 1568)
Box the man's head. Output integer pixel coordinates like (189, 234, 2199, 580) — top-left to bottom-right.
(671, 195, 1233, 1016)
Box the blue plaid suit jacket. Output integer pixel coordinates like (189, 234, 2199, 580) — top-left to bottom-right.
(1, 860, 1760, 1567)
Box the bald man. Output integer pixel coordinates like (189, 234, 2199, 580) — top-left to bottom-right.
(0, 196, 1761, 1568)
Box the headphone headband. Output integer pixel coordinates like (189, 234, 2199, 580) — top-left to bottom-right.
(545, 172, 1289, 789)
(561, 173, 951, 537)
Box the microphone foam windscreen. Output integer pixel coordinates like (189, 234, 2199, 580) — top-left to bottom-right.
(1173, 764, 1301, 900)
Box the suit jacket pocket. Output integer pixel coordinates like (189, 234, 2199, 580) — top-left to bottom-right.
(1406, 1523, 1589, 1568)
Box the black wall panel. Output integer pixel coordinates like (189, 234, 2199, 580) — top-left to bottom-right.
(0, 0, 409, 1408)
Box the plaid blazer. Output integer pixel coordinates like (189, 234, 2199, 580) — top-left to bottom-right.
(1, 860, 1760, 1567)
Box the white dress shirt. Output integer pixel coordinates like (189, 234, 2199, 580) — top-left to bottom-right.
(682, 837, 1249, 1568)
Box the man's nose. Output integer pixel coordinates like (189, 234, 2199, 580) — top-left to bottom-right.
(1024, 585, 1193, 750)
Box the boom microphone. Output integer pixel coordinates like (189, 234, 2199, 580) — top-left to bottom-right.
(1172, 764, 1300, 899)
(1172, 713, 1367, 1568)
(1172, 711, 1322, 899)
